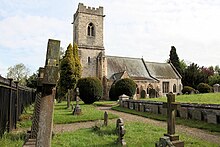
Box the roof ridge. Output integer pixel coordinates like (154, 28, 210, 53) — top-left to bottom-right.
(106, 55, 142, 60)
(144, 61, 169, 64)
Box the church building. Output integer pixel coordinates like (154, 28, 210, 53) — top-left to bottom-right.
(73, 3, 182, 99)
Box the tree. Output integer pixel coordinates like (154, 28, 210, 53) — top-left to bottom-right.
(179, 59, 187, 73)
(182, 63, 208, 89)
(214, 65, 220, 75)
(59, 44, 76, 97)
(26, 72, 38, 89)
(7, 63, 30, 86)
(208, 74, 220, 86)
(169, 46, 181, 75)
(73, 43, 81, 79)
(200, 66, 214, 84)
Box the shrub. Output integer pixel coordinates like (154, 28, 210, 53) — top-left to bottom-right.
(109, 84, 118, 101)
(140, 90, 146, 98)
(149, 89, 159, 98)
(115, 78, 136, 98)
(182, 86, 195, 94)
(77, 77, 103, 104)
(197, 83, 212, 93)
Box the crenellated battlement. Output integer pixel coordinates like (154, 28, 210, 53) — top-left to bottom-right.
(77, 3, 103, 16)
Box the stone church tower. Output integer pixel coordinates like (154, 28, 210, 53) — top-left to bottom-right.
(73, 3, 106, 80)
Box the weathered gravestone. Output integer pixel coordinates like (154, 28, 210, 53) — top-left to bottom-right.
(156, 92, 184, 147)
(213, 84, 220, 93)
(116, 118, 126, 146)
(23, 39, 60, 147)
(104, 111, 108, 126)
(73, 87, 81, 115)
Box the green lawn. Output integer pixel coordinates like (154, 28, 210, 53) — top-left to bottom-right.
(53, 102, 118, 124)
(52, 121, 219, 147)
(112, 106, 220, 133)
(17, 101, 118, 128)
(145, 93, 220, 104)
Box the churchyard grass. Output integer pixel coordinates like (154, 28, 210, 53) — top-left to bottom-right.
(17, 101, 118, 128)
(0, 132, 26, 147)
(112, 106, 220, 133)
(17, 104, 34, 129)
(53, 102, 118, 124)
(93, 100, 118, 106)
(52, 121, 219, 147)
(146, 93, 220, 104)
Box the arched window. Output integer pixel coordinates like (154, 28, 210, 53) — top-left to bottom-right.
(173, 84, 176, 93)
(87, 23, 95, 36)
(136, 87, 140, 94)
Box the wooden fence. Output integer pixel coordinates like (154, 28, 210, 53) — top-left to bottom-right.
(0, 76, 36, 137)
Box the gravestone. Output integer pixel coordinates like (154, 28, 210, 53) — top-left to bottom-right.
(73, 87, 81, 115)
(104, 111, 108, 126)
(116, 118, 126, 146)
(213, 84, 220, 93)
(23, 39, 60, 147)
(156, 92, 184, 147)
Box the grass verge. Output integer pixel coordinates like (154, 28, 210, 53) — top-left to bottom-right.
(145, 93, 220, 104)
(52, 121, 219, 147)
(112, 106, 220, 133)
(0, 132, 26, 147)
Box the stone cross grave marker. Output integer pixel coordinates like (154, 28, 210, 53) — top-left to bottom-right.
(73, 87, 81, 115)
(156, 92, 184, 147)
(116, 118, 126, 146)
(104, 111, 108, 126)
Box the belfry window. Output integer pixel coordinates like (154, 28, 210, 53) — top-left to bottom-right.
(87, 23, 95, 36)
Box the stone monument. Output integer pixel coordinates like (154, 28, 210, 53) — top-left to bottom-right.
(116, 118, 126, 146)
(156, 92, 184, 147)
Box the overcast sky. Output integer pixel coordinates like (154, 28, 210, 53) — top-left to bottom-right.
(0, 0, 220, 77)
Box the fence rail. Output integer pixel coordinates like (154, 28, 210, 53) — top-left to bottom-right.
(0, 76, 36, 137)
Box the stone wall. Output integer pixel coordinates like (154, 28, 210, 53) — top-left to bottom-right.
(120, 99, 220, 124)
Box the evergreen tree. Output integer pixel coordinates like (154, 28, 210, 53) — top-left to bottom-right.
(169, 46, 181, 75)
(182, 63, 205, 89)
(59, 44, 76, 96)
(73, 43, 82, 79)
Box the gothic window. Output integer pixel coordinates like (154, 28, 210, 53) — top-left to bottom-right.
(162, 82, 169, 93)
(173, 84, 176, 93)
(87, 23, 95, 36)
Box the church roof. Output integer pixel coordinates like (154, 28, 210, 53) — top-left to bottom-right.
(106, 56, 155, 81)
(144, 61, 181, 79)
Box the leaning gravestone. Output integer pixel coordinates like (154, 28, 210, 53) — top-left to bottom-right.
(156, 92, 184, 147)
(23, 39, 60, 147)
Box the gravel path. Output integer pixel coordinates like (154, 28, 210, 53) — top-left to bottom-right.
(53, 106, 220, 144)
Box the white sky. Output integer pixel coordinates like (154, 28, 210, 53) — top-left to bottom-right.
(0, 0, 220, 77)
